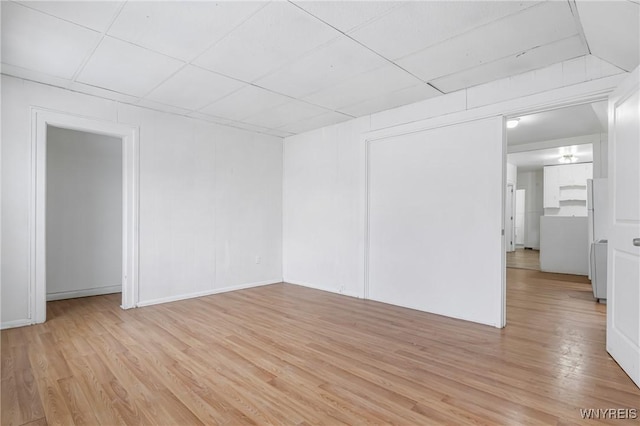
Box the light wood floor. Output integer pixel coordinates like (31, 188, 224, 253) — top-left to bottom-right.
(2, 270, 639, 425)
(507, 247, 541, 271)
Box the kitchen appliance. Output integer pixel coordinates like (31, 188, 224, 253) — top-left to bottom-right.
(587, 178, 608, 301)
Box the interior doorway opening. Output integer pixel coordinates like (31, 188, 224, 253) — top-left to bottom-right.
(45, 126, 123, 304)
(30, 109, 139, 324)
(506, 101, 607, 276)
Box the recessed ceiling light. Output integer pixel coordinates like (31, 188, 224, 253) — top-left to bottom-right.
(506, 118, 520, 129)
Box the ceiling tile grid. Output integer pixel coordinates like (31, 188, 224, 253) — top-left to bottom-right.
(1, 1, 102, 79)
(346, 1, 543, 60)
(145, 65, 246, 111)
(302, 63, 425, 111)
(199, 85, 293, 122)
(17, 0, 124, 32)
(396, 1, 583, 85)
(193, 1, 340, 83)
(241, 99, 335, 129)
(2, 0, 638, 136)
(107, 1, 266, 62)
(76, 36, 185, 97)
(254, 36, 389, 98)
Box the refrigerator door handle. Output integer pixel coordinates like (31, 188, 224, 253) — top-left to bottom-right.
(633, 238, 640, 247)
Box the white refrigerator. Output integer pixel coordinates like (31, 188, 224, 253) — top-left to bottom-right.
(587, 178, 608, 301)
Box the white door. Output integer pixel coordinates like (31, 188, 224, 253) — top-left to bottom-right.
(505, 184, 515, 252)
(607, 66, 640, 388)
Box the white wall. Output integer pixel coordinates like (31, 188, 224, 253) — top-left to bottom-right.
(283, 117, 369, 298)
(46, 127, 122, 300)
(1, 75, 283, 326)
(506, 163, 517, 185)
(516, 170, 544, 249)
(592, 133, 609, 178)
(368, 117, 503, 326)
(283, 55, 623, 328)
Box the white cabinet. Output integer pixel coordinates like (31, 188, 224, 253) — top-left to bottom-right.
(543, 163, 593, 214)
(543, 166, 560, 208)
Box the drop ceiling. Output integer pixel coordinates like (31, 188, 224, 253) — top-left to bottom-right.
(2, 1, 638, 137)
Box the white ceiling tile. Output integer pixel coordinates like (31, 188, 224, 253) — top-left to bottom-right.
(199, 85, 292, 121)
(303, 64, 424, 110)
(1, 2, 101, 79)
(145, 65, 245, 111)
(242, 100, 331, 129)
(278, 111, 352, 134)
(255, 36, 387, 98)
(193, 2, 339, 82)
(77, 37, 185, 97)
(338, 84, 441, 117)
(19, 1, 123, 32)
(397, 1, 582, 83)
(431, 36, 586, 93)
(577, 1, 640, 72)
(350, 1, 542, 60)
(108, 1, 265, 61)
(292, 1, 403, 32)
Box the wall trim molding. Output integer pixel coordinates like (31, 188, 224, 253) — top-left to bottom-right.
(46, 285, 122, 302)
(1, 319, 35, 330)
(285, 279, 361, 299)
(136, 279, 283, 308)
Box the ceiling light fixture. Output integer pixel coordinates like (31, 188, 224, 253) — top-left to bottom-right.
(506, 118, 520, 129)
(558, 154, 578, 164)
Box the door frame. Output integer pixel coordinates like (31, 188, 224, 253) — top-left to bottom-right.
(29, 108, 140, 324)
(506, 183, 515, 252)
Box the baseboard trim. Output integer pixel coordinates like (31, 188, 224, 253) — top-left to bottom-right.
(284, 279, 362, 299)
(1, 318, 34, 330)
(285, 280, 499, 328)
(136, 279, 283, 308)
(47, 285, 122, 301)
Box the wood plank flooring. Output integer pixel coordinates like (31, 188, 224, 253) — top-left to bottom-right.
(507, 248, 541, 271)
(2, 269, 639, 425)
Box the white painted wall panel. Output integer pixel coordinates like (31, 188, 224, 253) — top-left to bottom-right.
(215, 128, 283, 288)
(283, 117, 369, 297)
(368, 117, 503, 327)
(517, 170, 544, 249)
(1, 75, 283, 326)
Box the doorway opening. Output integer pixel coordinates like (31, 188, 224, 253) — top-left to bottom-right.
(30, 109, 139, 324)
(506, 101, 607, 276)
(503, 101, 608, 327)
(46, 126, 123, 304)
